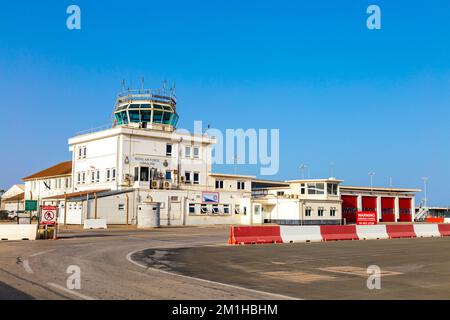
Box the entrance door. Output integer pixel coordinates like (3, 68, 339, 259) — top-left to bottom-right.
(252, 204, 263, 224)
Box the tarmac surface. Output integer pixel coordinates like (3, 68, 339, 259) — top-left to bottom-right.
(1, 225, 450, 300)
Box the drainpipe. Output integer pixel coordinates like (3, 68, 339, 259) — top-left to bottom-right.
(94, 193, 98, 219)
(64, 193, 67, 225)
(125, 193, 129, 225)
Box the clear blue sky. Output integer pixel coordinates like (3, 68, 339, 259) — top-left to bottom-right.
(1, 1, 449, 205)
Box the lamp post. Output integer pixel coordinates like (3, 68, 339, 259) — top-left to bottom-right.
(299, 164, 307, 179)
(421, 177, 428, 208)
(368, 172, 375, 191)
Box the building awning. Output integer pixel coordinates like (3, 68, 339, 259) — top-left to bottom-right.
(43, 189, 110, 200)
(23, 161, 72, 181)
(2, 192, 25, 202)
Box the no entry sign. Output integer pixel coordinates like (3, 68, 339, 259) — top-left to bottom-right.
(356, 211, 377, 225)
(41, 206, 58, 225)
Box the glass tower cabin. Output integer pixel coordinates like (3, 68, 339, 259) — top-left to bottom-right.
(113, 88, 179, 131)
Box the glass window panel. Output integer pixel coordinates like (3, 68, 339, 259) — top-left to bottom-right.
(129, 110, 140, 122)
(162, 112, 171, 124)
(171, 114, 179, 126)
(141, 110, 151, 122)
(153, 110, 163, 123)
(316, 183, 325, 195)
(115, 113, 123, 125)
(140, 167, 149, 182)
(120, 111, 129, 124)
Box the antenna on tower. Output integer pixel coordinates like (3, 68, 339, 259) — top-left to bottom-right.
(140, 77, 145, 90)
(170, 83, 176, 97)
(121, 79, 125, 92)
(162, 80, 167, 95)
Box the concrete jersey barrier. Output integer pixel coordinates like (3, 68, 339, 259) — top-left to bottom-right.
(413, 224, 440, 238)
(83, 219, 108, 230)
(386, 225, 416, 239)
(280, 226, 323, 243)
(356, 225, 389, 240)
(320, 225, 359, 241)
(438, 224, 450, 236)
(228, 226, 283, 245)
(0, 224, 37, 241)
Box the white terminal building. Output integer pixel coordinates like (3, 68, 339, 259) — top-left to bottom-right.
(21, 86, 421, 226)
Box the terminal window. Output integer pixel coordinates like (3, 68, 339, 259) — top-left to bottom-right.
(237, 181, 245, 190)
(166, 144, 172, 156)
(193, 147, 200, 159)
(215, 180, 224, 189)
(318, 207, 324, 217)
(327, 183, 338, 195)
(330, 207, 336, 217)
(305, 207, 312, 217)
(193, 172, 200, 184)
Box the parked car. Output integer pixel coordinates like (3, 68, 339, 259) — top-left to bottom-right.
(0, 210, 11, 220)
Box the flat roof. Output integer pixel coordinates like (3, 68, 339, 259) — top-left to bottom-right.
(286, 178, 344, 183)
(341, 185, 421, 193)
(209, 173, 256, 179)
(23, 161, 72, 181)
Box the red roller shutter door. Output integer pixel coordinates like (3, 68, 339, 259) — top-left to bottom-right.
(399, 198, 413, 222)
(342, 195, 358, 223)
(362, 196, 377, 221)
(381, 197, 395, 222)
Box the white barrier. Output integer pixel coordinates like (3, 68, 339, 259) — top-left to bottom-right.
(280, 226, 323, 243)
(0, 224, 37, 241)
(445, 218, 450, 224)
(356, 225, 388, 240)
(413, 224, 440, 237)
(83, 219, 107, 230)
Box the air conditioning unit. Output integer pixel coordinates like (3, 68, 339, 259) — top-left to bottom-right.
(151, 180, 159, 189)
(164, 181, 171, 189)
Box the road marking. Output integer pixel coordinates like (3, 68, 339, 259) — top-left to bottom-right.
(126, 248, 300, 300)
(47, 283, 95, 300)
(16, 258, 34, 274)
(30, 249, 56, 257)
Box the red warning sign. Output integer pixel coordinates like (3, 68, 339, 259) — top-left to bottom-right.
(356, 211, 377, 225)
(41, 206, 58, 225)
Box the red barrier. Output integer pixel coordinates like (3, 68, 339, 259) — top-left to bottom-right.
(386, 225, 416, 239)
(427, 217, 445, 223)
(320, 225, 358, 241)
(438, 224, 450, 237)
(228, 226, 282, 245)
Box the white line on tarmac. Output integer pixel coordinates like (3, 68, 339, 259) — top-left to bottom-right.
(126, 248, 300, 300)
(47, 283, 95, 300)
(30, 249, 56, 257)
(21, 259, 34, 274)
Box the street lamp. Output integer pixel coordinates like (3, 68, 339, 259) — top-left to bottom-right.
(299, 164, 308, 179)
(368, 172, 375, 190)
(421, 177, 428, 208)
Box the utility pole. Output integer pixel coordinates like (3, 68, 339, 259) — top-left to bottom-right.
(422, 177, 428, 207)
(368, 172, 375, 190)
(234, 156, 240, 175)
(299, 164, 308, 179)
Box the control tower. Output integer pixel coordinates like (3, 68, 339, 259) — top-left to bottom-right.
(113, 87, 179, 132)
